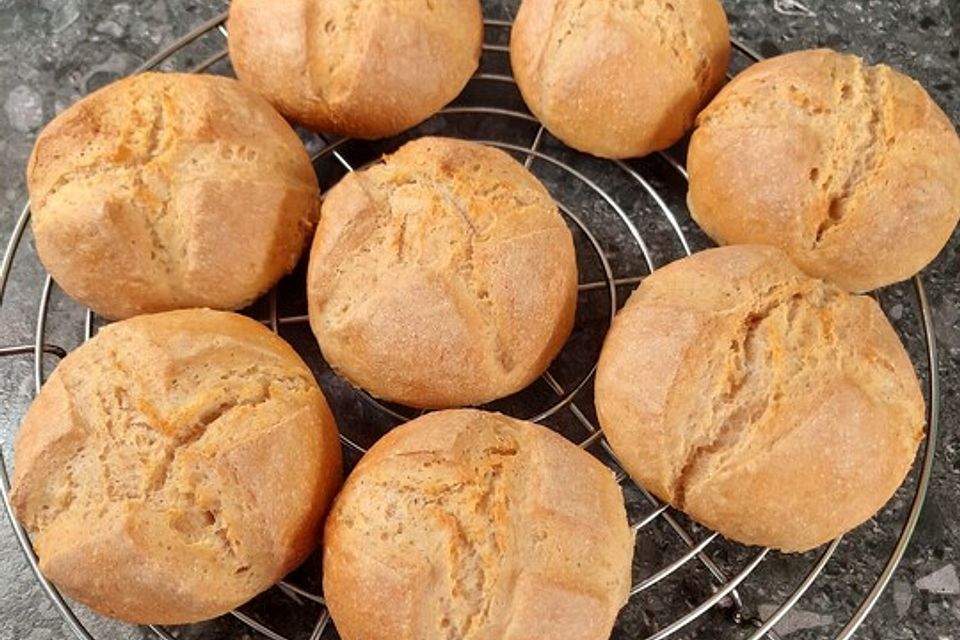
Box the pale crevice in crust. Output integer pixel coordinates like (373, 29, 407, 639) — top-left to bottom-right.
(303, 0, 360, 112)
(812, 59, 891, 246)
(346, 418, 522, 639)
(537, 0, 589, 111)
(668, 280, 835, 506)
(418, 173, 512, 374)
(139, 84, 170, 169)
(645, 0, 713, 99)
(138, 88, 182, 284)
(403, 171, 539, 361)
(33, 163, 118, 213)
(440, 437, 518, 638)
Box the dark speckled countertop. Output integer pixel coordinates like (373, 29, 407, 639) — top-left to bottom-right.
(1, 1, 958, 639)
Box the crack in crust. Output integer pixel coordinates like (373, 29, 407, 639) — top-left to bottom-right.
(387, 168, 509, 373)
(340, 418, 524, 640)
(669, 280, 844, 508)
(813, 62, 889, 245)
(439, 444, 516, 639)
(29, 81, 183, 297)
(36, 87, 172, 205)
(646, 0, 714, 99)
(536, 0, 589, 109)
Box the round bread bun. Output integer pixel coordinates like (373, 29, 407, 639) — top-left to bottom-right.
(323, 409, 633, 640)
(307, 137, 578, 409)
(227, 0, 483, 139)
(510, 0, 730, 159)
(26, 72, 320, 320)
(595, 245, 924, 553)
(10, 309, 343, 624)
(688, 49, 960, 292)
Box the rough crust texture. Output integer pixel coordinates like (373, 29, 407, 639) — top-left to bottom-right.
(227, 0, 483, 139)
(688, 48, 960, 292)
(26, 72, 320, 320)
(11, 310, 343, 624)
(510, 0, 730, 159)
(323, 409, 633, 640)
(595, 246, 924, 552)
(307, 137, 578, 409)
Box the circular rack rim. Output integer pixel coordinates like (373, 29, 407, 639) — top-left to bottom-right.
(0, 9, 941, 640)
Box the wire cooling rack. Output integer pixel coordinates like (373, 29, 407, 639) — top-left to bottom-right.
(0, 8, 941, 640)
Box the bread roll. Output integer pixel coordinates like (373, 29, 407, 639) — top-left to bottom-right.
(595, 246, 924, 552)
(11, 309, 342, 624)
(307, 137, 578, 409)
(688, 49, 960, 292)
(323, 409, 633, 640)
(510, 0, 730, 159)
(227, 0, 483, 139)
(27, 72, 320, 320)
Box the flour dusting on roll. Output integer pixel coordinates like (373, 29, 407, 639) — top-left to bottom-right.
(688, 48, 960, 292)
(307, 137, 578, 409)
(27, 73, 320, 319)
(228, 0, 483, 139)
(323, 409, 633, 640)
(595, 245, 924, 552)
(11, 309, 342, 624)
(510, 0, 730, 159)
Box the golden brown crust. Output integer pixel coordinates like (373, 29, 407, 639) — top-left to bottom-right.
(510, 0, 730, 159)
(227, 0, 483, 139)
(595, 245, 925, 552)
(688, 48, 960, 292)
(323, 409, 633, 640)
(307, 137, 578, 408)
(26, 72, 320, 320)
(10, 309, 342, 624)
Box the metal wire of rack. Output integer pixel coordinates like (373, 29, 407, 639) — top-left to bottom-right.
(0, 8, 941, 640)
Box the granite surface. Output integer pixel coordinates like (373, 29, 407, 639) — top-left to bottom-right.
(0, 1, 958, 639)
